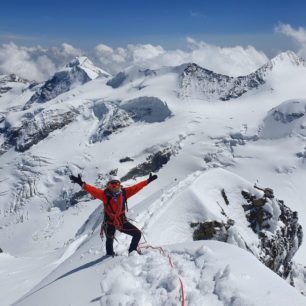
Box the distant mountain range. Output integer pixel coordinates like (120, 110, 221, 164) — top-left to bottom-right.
(1, 50, 306, 305)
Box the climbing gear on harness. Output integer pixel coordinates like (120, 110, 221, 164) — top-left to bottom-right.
(105, 188, 128, 227)
(100, 188, 129, 240)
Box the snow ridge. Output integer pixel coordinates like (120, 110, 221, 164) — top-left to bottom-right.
(1, 51, 306, 305)
(179, 51, 306, 101)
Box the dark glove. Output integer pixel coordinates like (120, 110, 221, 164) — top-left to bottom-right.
(69, 174, 84, 187)
(148, 173, 158, 184)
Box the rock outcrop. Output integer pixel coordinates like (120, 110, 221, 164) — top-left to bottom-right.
(90, 102, 134, 143)
(241, 187, 303, 279)
(0, 108, 78, 154)
(120, 147, 174, 181)
(192, 186, 303, 282)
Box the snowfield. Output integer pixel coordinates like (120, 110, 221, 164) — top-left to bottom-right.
(1, 51, 306, 305)
(11, 240, 306, 306)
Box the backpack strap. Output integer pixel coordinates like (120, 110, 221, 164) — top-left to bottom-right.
(104, 189, 116, 214)
(122, 188, 128, 212)
(103, 188, 128, 226)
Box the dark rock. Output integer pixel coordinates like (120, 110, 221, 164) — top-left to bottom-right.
(203, 154, 213, 163)
(24, 57, 107, 108)
(16, 110, 77, 152)
(28, 68, 91, 105)
(221, 189, 229, 205)
(272, 110, 304, 123)
(242, 190, 271, 231)
(0, 109, 77, 155)
(90, 102, 133, 143)
(180, 52, 306, 101)
(193, 186, 303, 284)
(120, 157, 134, 163)
(263, 188, 274, 199)
(296, 148, 306, 159)
(0, 73, 29, 97)
(107, 72, 127, 88)
(241, 189, 303, 279)
(179, 63, 265, 101)
(109, 169, 118, 176)
(0, 113, 5, 124)
(92, 101, 108, 120)
(120, 147, 172, 181)
(0, 86, 12, 94)
(68, 190, 89, 207)
(0, 126, 21, 155)
(192, 219, 234, 241)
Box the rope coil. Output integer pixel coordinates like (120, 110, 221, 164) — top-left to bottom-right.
(138, 238, 185, 306)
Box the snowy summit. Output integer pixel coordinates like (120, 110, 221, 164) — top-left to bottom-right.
(0, 50, 306, 306)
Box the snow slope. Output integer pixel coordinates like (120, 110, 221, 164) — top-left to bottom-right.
(1, 51, 306, 305)
(12, 240, 306, 306)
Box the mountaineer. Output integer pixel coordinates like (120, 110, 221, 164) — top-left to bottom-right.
(69, 173, 157, 256)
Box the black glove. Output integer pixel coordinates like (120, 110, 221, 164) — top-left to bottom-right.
(69, 174, 84, 187)
(148, 173, 158, 184)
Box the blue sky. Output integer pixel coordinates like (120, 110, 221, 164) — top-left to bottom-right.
(0, 0, 305, 52)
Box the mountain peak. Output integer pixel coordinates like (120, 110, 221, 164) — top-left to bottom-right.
(25, 56, 111, 106)
(252, 50, 306, 81)
(269, 51, 306, 68)
(66, 56, 111, 79)
(66, 56, 92, 68)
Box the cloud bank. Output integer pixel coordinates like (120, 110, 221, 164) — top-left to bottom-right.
(0, 38, 269, 82)
(93, 38, 268, 77)
(0, 42, 83, 82)
(276, 23, 306, 58)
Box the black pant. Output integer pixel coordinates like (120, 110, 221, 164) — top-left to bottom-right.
(105, 221, 142, 255)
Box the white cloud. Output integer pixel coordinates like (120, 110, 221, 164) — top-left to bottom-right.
(184, 37, 268, 76)
(95, 44, 114, 55)
(93, 38, 268, 77)
(0, 43, 46, 81)
(0, 43, 83, 82)
(127, 44, 165, 61)
(275, 23, 306, 58)
(0, 39, 269, 82)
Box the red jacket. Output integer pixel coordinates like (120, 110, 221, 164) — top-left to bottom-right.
(83, 179, 149, 227)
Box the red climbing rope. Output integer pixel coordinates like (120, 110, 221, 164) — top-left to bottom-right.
(138, 237, 185, 306)
(102, 222, 186, 305)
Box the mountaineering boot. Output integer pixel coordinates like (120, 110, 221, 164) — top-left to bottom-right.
(129, 249, 143, 256)
(137, 249, 143, 255)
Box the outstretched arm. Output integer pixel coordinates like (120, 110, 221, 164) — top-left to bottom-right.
(124, 179, 149, 198)
(70, 174, 106, 202)
(124, 173, 158, 199)
(83, 183, 106, 202)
